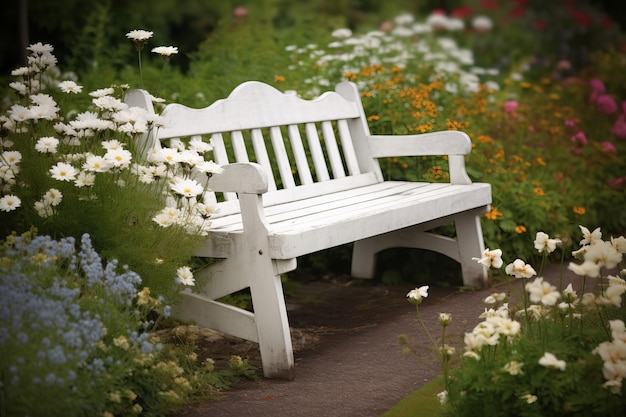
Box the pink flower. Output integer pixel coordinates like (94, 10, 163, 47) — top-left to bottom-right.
(570, 131, 588, 145)
(601, 141, 617, 154)
(611, 114, 626, 139)
(609, 177, 626, 187)
(564, 118, 577, 127)
(622, 101, 626, 114)
(503, 100, 519, 114)
(595, 94, 618, 114)
(590, 78, 606, 92)
(233, 6, 248, 18)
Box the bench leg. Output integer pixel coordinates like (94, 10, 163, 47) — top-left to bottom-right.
(454, 212, 488, 287)
(351, 210, 488, 287)
(173, 256, 295, 380)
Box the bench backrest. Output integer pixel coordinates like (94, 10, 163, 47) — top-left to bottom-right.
(126, 81, 384, 206)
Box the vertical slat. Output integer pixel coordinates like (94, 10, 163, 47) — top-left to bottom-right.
(287, 125, 314, 185)
(231, 130, 249, 162)
(211, 133, 229, 165)
(251, 128, 278, 191)
(305, 123, 330, 182)
(211, 133, 236, 201)
(269, 127, 296, 189)
(321, 121, 346, 179)
(336, 119, 361, 175)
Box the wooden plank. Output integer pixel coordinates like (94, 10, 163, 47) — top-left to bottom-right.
(231, 130, 250, 162)
(305, 122, 330, 181)
(337, 119, 361, 175)
(251, 128, 278, 191)
(269, 126, 296, 189)
(321, 121, 346, 179)
(287, 124, 314, 185)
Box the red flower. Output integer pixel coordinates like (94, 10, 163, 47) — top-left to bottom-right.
(509, 6, 526, 18)
(566, 5, 591, 28)
(533, 20, 546, 31)
(451, 6, 472, 18)
(609, 177, 626, 187)
(481, 0, 499, 9)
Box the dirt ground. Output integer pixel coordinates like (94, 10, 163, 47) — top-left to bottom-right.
(175, 264, 592, 417)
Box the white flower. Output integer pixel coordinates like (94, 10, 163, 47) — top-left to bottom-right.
(407, 285, 428, 305)
(89, 87, 115, 98)
(176, 266, 195, 286)
(525, 277, 561, 306)
(579, 225, 602, 246)
(27, 42, 54, 54)
(538, 352, 566, 371)
(43, 188, 63, 206)
(74, 171, 95, 188)
(472, 16, 493, 31)
(437, 390, 448, 405)
(611, 235, 626, 253)
(472, 248, 503, 268)
(35, 136, 59, 154)
(83, 155, 113, 173)
(331, 28, 353, 38)
(534, 231, 561, 254)
(567, 260, 601, 278)
(93, 96, 127, 112)
(58, 80, 83, 94)
(1, 151, 22, 166)
(195, 160, 224, 176)
(170, 177, 204, 198)
(104, 148, 133, 169)
(49, 162, 78, 182)
(0, 195, 21, 212)
(502, 360, 524, 376)
(34, 200, 54, 218)
(152, 46, 178, 57)
(584, 240, 622, 270)
(189, 137, 213, 153)
(126, 30, 153, 41)
(519, 393, 537, 404)
(505, 259, 536, 279)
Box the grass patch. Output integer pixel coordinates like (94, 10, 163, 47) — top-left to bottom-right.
(381, 379, 444, 417)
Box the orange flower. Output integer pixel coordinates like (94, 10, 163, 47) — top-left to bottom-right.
(484, 207, 504, 220)
(573, 206, 586, 215)
(515, 225, 527, 234)
(367, 114, 380, 121)
(274, 75, 285, 83)
(533, 188, 545, 196)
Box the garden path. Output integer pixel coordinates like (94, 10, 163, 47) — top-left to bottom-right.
(177, 263, 590, 417)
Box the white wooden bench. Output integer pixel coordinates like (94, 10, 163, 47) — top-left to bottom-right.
(125, 81, 491, 379)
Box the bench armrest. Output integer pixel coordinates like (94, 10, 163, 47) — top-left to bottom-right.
(207, 162, 269, 194)
(367, 130, 473, 185)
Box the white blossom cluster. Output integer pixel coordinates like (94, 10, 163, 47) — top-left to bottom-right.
(284, 12, 500, 99)
(463, 227, 626, 396)
(0, 42, 223, 240)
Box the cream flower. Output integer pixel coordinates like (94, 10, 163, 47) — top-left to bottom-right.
(406, 285, 428, 305)
(538, 352, 566, 371)
(505, 259, 536, 279)
(472, 248, 503, 268)
(502, 360, 524, 376)
(534, 231, 561, 254)
(525, 277, 560, 306)
(579, 225, 602, 246)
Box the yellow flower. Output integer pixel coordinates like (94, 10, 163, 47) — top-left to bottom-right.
(573, 206, 586, 215)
